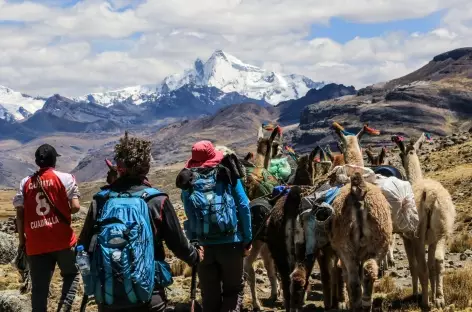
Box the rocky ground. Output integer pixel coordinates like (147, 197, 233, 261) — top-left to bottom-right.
(0, 134, 472, 311)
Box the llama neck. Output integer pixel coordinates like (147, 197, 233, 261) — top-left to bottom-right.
(405, 155, 423, 184)
(344, 143, 364, 167)
(254, 153, 265, 168)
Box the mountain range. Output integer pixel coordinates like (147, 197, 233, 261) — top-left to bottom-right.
(0, 50, 324, 134)
(1, 47, 471, 187)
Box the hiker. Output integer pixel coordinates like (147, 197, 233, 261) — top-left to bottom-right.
(78, 133, 203, 312)
(12, 143, 81, 312)
(176, 140, 252, 312)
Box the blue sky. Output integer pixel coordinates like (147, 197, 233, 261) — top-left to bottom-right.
(308, 10, 444, 43)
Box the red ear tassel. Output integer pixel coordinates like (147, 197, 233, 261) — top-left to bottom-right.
(364, 125, 380, 135)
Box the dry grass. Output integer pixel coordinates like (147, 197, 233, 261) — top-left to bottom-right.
(450, 232, 472, 253)
(444, 264, 472, 309)
(374, 275, 396, 294)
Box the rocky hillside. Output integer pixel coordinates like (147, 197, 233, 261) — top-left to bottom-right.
(276, 83, 357, 123)
(290, 47, 472, 152)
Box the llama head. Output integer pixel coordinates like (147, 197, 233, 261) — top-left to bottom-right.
(293, 146, 330, 185)
(332, 122, 380, 166)
(366, 146, 387, 166)
(256, 126, 279, 168)
(391, 133, 425, 181)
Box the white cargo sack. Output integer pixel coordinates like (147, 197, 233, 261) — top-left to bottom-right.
(374, 175, 419, 235)
(330, 164, 377, 185)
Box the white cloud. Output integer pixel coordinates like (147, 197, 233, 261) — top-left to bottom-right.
(0, 0, 471, 97)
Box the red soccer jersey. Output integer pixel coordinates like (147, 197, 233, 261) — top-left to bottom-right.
(13, 168, 80, 256)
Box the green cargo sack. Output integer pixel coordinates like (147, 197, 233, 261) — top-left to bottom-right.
(269, 157, 292, 181)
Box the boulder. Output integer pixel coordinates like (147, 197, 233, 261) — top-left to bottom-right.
(0, 290, 31, 312)
(0, 232, 17, 265)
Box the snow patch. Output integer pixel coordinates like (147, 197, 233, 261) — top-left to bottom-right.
(0, 86, 45, 121)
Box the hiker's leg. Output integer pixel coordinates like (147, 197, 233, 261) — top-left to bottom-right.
(149, 288, 167, 312)
(198, 245, 222, 312)
(55, 247, 80, 312)
(30, 252, 56, 312)
(218, 244, 245, 312)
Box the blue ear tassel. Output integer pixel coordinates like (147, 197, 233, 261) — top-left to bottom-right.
(341, 129, 355, 136)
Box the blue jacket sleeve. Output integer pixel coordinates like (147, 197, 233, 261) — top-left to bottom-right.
(181, 190, 196, 241)
(232, 179, 252, 244)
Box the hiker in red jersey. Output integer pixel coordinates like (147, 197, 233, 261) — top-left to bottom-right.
(13, 143, 82, 312)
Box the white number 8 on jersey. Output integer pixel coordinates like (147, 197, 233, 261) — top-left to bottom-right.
(35, 192, 51, 216)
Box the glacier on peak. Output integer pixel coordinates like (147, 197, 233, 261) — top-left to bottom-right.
(0, 85, 44, 121)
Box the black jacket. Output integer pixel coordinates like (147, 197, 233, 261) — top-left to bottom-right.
(77, 176, 199, 266)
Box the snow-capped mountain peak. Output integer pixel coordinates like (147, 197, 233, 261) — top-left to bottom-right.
(0, 85, 45, 121)
(73, 85, 156, 107)
(158, 50, 325, 105)
(71, 50, 325, 107)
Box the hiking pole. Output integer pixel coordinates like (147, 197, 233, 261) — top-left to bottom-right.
(190, 241, 201, 312)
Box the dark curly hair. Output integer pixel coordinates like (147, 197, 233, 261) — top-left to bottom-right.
(114, 131, 151, 178)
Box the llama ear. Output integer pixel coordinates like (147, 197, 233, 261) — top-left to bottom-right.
(414, 133, 426, 151)
(356, 124, 368, 141)
(379, 147, 387, 164)
(391, 135, 406, 154)
(337, 141, 344, 154)
(269, 126, 280, 143)
(257, 126, 264, 139)
(325, 145, 334, 161)
(332, 122, 347, 142)
(309, 146, 321, 164)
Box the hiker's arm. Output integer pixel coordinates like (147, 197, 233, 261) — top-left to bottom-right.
(77, 201, 95, 252)
(69, 198, 81, 214)
(181, 191, 197, 241)
(232, 179, 252, 244)
(65, 174, 81, 214)
(159, 198, 199, 266)
(12, 178, 27, 247)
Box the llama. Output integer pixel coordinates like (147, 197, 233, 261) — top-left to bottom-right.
(243, 126, 282, 310)
(330, 172, 393, 311)
(327, 122, 393, 311)
(264, 146, 337, 311)
(392, 133, 456, 309)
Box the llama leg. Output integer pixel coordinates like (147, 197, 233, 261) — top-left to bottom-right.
(332, 258, 347, 310)
(387, 234, 395, 268)
(428, 243, 437, 303)
(243, 240, 264, 311)
(403, 237, 418, 297)
(342, 257, 362, 311)
(413, 238, 429, 309)
(261, 243, 279, 302)
(361, 259, 379, 312)
(317, 250, 333, 309)
(434, 238, 446, 308)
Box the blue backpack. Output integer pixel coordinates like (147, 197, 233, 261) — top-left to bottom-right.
(86, 188, 173, 307)
(187, 167, 239, 241)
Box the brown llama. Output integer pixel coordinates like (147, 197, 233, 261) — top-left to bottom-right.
(392, 134, 456, 309)
(264, 146, 337, 312)
(328, 122, 392, 311)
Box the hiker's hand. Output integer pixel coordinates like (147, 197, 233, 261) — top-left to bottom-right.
(243, 244, 252, 257)
(197, 246, 204, 262)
